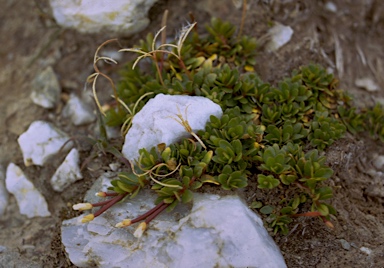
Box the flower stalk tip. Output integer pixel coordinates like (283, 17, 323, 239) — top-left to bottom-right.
(95, 192, 106, 197)
(133, 222, 147, 238)
(73, 203, 93, 211)
(81, 214, 95, 223)
(323, 218, 335, 229)
(115, 219, 132, 228)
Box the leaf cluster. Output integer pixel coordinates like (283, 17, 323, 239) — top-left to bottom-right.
(90, 18, 384, 235)
(104, 18, 258, 126)
(254, 143, 336, 234)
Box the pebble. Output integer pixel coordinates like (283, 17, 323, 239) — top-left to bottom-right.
(325, 2, 337, 13)
(122, 94, 223, 161)
(339, 239, 351, 250)
(266, 23, 294, 52)
(108, 162, 121, 172)
(50, 0, 159, 35)
(62, 93, 95, 126)
(359, 246, 372, 255)
(372, 154, 384, 170)
(30, 66, 61, 109)
(18, 120, 73, 166)
(355, 77, 380, 92)
(5, 163, 51, 218)
(50, 148, 83, 192)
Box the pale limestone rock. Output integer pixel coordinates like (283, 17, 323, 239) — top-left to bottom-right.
(50, 0, 158, 35)
(372, 154, 384, 170)
(122, 94, 223, 162)
(62, 93, 95, 126)
(360, 246, 372, 255)
(30, 66, 61, 109)
(325, 2, 337, 12)
(5, 163, 50, 218)
(61, 177, 286, 268)
(18, 121, 73, 166)
(355, 77, 380, 92)
(50, 148, 83, 192)
(266, 23, 294, 52)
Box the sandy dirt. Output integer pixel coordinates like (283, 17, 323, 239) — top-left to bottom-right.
(0, 0, 383, 267)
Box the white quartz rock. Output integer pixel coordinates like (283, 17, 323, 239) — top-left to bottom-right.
(30, 66, 61, 109)
(62, 184, 286, 268)
(5, 163, 51, 218)
(0, 165, 9, 217)
(355, 77, 380, 92)
(372, 154, 384, 170)
(266, 23, 294, 52)
(18, 121, 73, 166)
(50, 148, 83, 192)
(325, 2, 337, 12)
(62, 93, 95, 126)
(122, 94, 223, 161)
(50, 0, 158, 35)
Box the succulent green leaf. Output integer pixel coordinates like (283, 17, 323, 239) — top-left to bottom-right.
(260, 205, 274, 215)
(280, 206, 294, 214)
(250, 201, 263, 209)
(257, 174, 280, 189)
(292, 195, 301, 209)
(316, 203, 330, 216)
(190, 181, 203, 190)
(181, 189, 194, 203)
(316, 186, 333, 200)
(182, 176, 190, 187)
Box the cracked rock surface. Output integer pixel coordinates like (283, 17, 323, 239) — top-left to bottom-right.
(61, 175, 286, 268)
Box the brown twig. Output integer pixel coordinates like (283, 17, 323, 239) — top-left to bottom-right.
(237, 0, 247, 40)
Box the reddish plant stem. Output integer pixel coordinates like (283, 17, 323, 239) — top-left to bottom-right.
(130, 201, 166, 224)
(132, 176, 197, 225)
(176, 176, 196, 196)
(294, 181, 311, 192)
(145, 202, 169, 224)
(115, 155, 132, 169)
(292, 212, 334, 228)
(178, 58, 191, 79)
(92, 199, 116, 207)
(94, 193, 127, 217)
(291, 211, 322, 218)
(104, 192, 119, 196)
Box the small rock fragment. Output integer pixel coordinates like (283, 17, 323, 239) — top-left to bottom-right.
(122, 94, 223, 161)
(372, 154, 384, 170)
(266, 23, 293, 52)
(360, 246, 372, 255)
(325, 2, 337, 12)
(0, 245, 7, 253)
(5, 163, 51, 218)
(50, 0, 159, 35)
(62, 93, 95, 126)
(30, 66, 61, 109)
(18, 121, 72, 166)
(355, 77, 380, 92)
(339, 239, 351, 250)
(108, 162, 121, 172)
(51, 148, 83, 192)
(0, 165, 9, 217)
